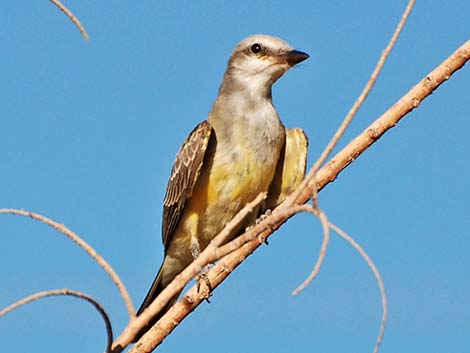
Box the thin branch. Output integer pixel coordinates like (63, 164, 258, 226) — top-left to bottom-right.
(285, 0, 416, 207)
(0, 288, 112, 352)
(120, 40, 470, 352)
(123, 210, 294, 353)
(291, 205, 331, 295)
(284, 205, 386, 351)
(0, 209, 135, 318)
(212, 192, 267, 248)
(276, 205, 386, 350)
(50, 0, 89, 40)
(291, 0, 415, 303)
(327, 221, 387, 353)
(295, 40, 470, 205)
(215, 202, 301, 257)
(112, 193, 267, 350)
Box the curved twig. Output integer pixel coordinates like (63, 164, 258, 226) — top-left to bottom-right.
(287, 0, 415, 336)
(327, 221, 387, 353)
(291, 205, 331, 295)
(113, 193, 267, 348)
(277, 203, 387, 352)
(295, 39, 470, 206)
(286, 0, 416, 207)
(50, 0, 89, 40)
(0, 288, 112, 352)
(0, 209, 135, 318)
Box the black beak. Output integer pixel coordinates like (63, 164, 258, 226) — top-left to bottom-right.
(286, 50, 309, 66)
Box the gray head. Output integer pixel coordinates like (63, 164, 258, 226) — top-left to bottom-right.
(219, 34, 309, 98)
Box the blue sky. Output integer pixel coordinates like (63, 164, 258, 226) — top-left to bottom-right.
(1, 1, 469, 352)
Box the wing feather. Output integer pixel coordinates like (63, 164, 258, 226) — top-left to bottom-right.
(266, 128, 308, 209)
(161, 120, 212, 249)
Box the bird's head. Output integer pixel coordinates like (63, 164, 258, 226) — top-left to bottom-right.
(222, 34, 309, 98)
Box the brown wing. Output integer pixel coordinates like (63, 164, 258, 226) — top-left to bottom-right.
(162, 120, 213, 250)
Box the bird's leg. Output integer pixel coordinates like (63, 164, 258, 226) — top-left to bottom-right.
(190, 239, 212, 301)
(244, 209, 272, 245)
(256, 208, 272, 224)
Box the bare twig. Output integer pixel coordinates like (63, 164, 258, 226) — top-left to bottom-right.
(283, 204, 387, 351)
(285, 0, 416, 207)
(50, 0, 89, 40)
(287, 204, 386, 352)
(327, 221, 387, 353)
(0, 288, 112, 352)
(290, 0, 415, 306)
(295, 40, 470, 205)
(215, 202, 301, 257)
(291, 205, 331, 295)
(290, 0, 413, 320)
(112, 193, 267, 350)
(0, 209, 135, 318)
(123, 212, 295, 353)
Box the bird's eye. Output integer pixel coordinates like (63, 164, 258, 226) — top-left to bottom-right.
(251, 43, 262, 54)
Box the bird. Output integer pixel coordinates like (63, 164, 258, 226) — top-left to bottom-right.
(135, 34, 309, 341)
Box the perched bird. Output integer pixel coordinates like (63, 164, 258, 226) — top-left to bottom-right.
(135, 34, 309, 340)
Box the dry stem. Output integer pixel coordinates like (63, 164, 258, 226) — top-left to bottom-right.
(291, 205, 331, 295)
(327, 221, 388, 353)
(297, 40, 470, 205)
(112, 193, 267, 350)
(286, 0, 416, 207)
(0, 288, 112, 352)
(50, 0, 89, 40)
(0, 209, 135, 318)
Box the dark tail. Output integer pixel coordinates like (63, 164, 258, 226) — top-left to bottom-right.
(133, 264, 182, 342)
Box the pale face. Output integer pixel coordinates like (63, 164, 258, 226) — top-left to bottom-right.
(227, 34, 308, 94)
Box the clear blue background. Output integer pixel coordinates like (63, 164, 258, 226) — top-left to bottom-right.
(1, 1, 469, 352)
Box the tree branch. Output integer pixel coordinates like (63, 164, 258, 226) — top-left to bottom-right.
(50, 0, 89, 40)
(0, 288, 112, 352)
(326, 220, 388, 353)
(299, 40, 470, 204)
(0, 209, 136, 318)
(112, 193, 268, 351)
(309, 0, 415, 176)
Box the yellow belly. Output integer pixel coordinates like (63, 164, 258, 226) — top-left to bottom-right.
(171, 145, 276, 253)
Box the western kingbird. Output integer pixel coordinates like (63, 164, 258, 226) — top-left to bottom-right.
(135, 34, 309, 340)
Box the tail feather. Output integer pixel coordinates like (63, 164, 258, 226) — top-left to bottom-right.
(137, 265, 165, 316)
(133, 264, 182, 342)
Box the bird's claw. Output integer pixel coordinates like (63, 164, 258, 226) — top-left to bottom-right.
(257, 234, 269, 245)
(196, 266, 213, 301)
(245, 209, 273, 232)
(255, 209, 272, 224)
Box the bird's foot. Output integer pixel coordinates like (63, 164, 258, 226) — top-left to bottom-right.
(244, 209, 271, 245)
(191, 240, 213, 301)
(196, 269, 212, 303)
(256, 209, 272, 224)
(256, 209, 271, 244)
(258, 209, 272, 244)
